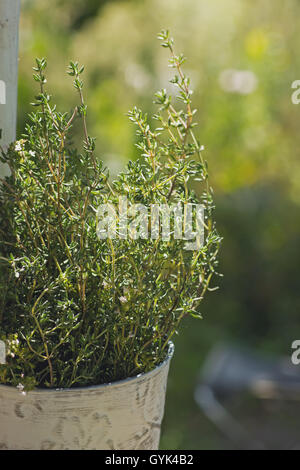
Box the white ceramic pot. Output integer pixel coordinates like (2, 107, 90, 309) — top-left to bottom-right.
(0, 343, 174, 450)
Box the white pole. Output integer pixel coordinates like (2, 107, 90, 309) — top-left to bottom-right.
(0, 0, 20, 177)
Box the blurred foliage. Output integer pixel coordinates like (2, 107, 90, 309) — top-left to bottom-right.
(17, 0, 300, 449)
(19, 0, 300, 197)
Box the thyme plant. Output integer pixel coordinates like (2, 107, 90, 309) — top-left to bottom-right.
(0, 31, 221, 390)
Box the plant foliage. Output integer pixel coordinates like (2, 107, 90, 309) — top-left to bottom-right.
(0, 32, 221, 390)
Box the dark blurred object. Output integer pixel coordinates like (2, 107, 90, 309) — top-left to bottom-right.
(57, 0, 129, 30)
(195, 343, 300, 449)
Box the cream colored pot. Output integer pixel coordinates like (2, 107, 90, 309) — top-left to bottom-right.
(0, 343, 174, 450)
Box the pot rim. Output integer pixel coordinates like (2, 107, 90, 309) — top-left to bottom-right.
(0, 341, 174, 395)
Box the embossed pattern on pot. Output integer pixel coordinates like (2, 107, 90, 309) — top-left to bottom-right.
(0, 343, 173, 450)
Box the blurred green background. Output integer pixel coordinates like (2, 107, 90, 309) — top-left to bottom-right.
(18, 0, 300, 449)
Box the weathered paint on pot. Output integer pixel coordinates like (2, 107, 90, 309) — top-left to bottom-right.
(0, 343, 174, 450)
